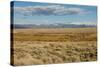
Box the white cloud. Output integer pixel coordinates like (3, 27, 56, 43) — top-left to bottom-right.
(70, 22, 97, 25)
(14, 5, 88, 16)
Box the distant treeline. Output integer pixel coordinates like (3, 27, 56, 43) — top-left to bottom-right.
(11, 23, 96, 29)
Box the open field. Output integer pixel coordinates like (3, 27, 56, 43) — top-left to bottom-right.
(11, 28, 97, 66)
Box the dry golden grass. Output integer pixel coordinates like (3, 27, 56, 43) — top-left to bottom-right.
(11, 28, 97, 66)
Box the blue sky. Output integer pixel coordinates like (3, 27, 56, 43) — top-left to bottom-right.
(13, 1, 97, 25)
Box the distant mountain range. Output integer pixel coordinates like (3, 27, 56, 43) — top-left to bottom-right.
(12, 23, 96, 29)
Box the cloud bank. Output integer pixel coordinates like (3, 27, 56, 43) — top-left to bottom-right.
(14, 5, 88, 16)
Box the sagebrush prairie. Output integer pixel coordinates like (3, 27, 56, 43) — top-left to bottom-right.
(11, 28, 97, 65)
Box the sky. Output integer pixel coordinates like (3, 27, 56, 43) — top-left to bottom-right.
(12, 1, 97, 25)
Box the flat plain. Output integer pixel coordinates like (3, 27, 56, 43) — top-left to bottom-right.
(11, 28, 97, 66)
